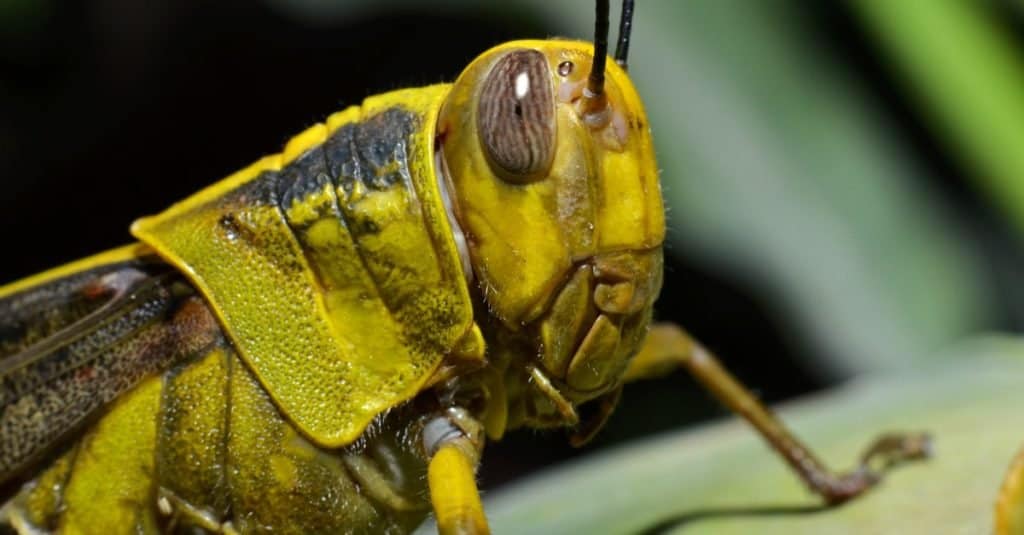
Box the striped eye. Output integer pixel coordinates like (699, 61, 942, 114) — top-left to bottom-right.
(477, 49, 556, 183)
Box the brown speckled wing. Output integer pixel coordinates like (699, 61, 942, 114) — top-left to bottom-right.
(0, 259, 218, 490)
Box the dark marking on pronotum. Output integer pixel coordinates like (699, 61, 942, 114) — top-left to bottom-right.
(277, 145, 330, 213)
(218, 214, 240, 240)
(323, 108, 418, 198)
(216, 107, 419, 228)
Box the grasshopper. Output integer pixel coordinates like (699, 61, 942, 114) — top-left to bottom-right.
(0, 1, 929, 533)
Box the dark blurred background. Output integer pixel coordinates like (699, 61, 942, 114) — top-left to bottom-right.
(3, 0, 1024, 492)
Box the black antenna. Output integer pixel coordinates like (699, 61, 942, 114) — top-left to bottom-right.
(614, 0, 635, 70)
(587, 0, 610, 100)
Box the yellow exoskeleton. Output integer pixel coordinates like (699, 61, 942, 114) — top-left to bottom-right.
(0, 2, 929, 533)
(997, 447, 1024, 535)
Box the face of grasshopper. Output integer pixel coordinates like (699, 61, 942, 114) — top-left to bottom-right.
(437, 40, 665, 407)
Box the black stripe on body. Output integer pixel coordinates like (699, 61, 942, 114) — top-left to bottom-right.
(276, 144, 331, 218)
(323, 108, 418, 197)
(232, 107, 420, 238)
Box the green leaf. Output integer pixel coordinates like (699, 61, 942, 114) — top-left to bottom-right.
(856, 0, 1024, 237)
(450, 338, 1024, 534)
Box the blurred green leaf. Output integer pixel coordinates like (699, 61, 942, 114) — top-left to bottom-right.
(416, 337, 1024, 534)
(856, 0, 1024, 238)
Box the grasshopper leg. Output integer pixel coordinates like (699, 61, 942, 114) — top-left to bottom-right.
(624, 323, 931, 505)
(423, 408, 490, 535)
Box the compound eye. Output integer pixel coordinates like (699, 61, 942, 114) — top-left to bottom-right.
(477, 49, 556, 183)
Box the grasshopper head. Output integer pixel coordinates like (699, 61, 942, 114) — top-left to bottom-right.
(436, 38, 664, 408)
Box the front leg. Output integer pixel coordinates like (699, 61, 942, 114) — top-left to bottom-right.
(626, 323, 931, 504)
(422, 408, 490, 535)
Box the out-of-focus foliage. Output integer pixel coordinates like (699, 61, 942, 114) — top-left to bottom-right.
(429, 338, 1024, 534)
(857, 0, 1024, 237)
(270, 0, 998, 377)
